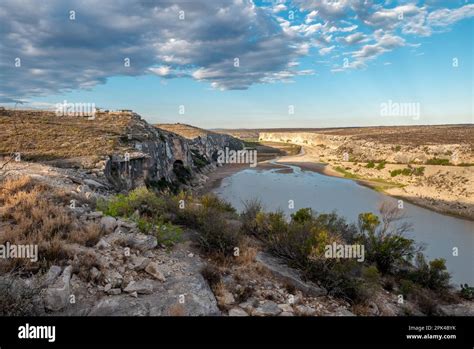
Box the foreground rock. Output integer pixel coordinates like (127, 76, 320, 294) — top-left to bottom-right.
(256, 252, 326, 297)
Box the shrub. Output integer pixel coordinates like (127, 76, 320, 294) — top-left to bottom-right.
(399, 279, 416, 297)
(460, 284, 474, 300)
(96, 186, 166, 218)
(290, 208, 313, 223)
(408, 253, 451, 291)
(240, 198, 263, 235)
(0, 278, 41, 315)
(200, 194, 235, 213)
(376, 161, 386, 170)
(0, 177, 105, 273)
(412, 166, 425, 176)
(155, 222, 183, 247)
(366, 161, 375, 169)
(426, 158, 451, 166)
(196, 208, 242, 256)
(358, 204, 418, 274)
(201, 264, 222, 289)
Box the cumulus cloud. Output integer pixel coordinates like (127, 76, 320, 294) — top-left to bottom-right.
(427, 4, 474, 27)
(0, 0, 311, 102)
(292, 0, 474, 72)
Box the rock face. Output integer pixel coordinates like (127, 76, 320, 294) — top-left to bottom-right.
(103, 115, 243, 191)
(259, 129, 473, 165)
(256, 252, 326, 297)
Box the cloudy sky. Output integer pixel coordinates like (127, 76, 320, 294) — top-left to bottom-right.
(0, 0, 472, 128)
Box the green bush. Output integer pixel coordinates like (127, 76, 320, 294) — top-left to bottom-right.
(460, 284, 474, 300)
(96, 187, 166, 218)
(390, 167, 424, 177)
(408, 253, 451, 291)
(366, 161, 375, 169)
(426, 158, 451, 166)
(376, 161, 386, 170)
(196, 208, 242, 256)
(200, 194, 235, 213)
(290, 208, 313, 223)
(412, 167, 425, 176)
(358, 208, 417, 275)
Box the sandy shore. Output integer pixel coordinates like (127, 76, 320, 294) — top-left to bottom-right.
(274, 146, 474, 221)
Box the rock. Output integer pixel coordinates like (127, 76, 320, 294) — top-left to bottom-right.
(83, 179, 106, 189)
(280, 311, 294, 317)
(217, 291, 235, 305)
(295, 305, 316, 316)
(43, 266, 72, 312)
(330, 307, 355, 316)
(126, 233, 157, 251)
(145, 262, 166, 282)
(100, 216, 117, 233)
(278, 303, 293, 313)
(123, 279, 154, 295)
(438, 302, 474, 316)
(104, 283, 112, 292)
(106, 288, 122, 295)
(103, 270, 123, 288)
(256, 252, 326, 297)
(367, 301, 380, 316)
(130, 291, 138, 298)
(95, 238, 111, 249)
(88, 296, 148, 316)
(239, 298, 258, 313)
(90, 267, 101, 282)
(130, 256, 150, 270)
(42, 265, 62, 287)
(253, 301, 282, 316)
(86, 211, 103, 220)
(228, 307, 248, 316)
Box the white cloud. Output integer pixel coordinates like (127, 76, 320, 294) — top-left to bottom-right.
(319, 45, 335, 56)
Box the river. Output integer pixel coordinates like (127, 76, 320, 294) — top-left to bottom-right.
(213, 163, 474, 285)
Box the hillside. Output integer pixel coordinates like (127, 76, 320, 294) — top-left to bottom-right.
(0, 109, 242, 191)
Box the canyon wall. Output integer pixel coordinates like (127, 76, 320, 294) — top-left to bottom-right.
(259, 131, 473, 165)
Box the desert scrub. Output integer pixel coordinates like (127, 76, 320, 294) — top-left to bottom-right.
(375, 161, 386, 170)
(390, 166, 424, 177)
(365, 161, 375, 169)
(0, 176, 104, 273)
(96, 186, 166, 218)
(196, 207, 242, 257)
(200, 194, 236, 213)
(426, 158, 451, 166)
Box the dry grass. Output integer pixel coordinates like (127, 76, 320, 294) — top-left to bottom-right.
(0, 110, 133, 161)
(156, 123, 213, 140)
(0, 176, 105, 274)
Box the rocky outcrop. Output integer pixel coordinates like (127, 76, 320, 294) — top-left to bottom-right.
(259, 131, 473, 165)
(103, 116, 243, 191)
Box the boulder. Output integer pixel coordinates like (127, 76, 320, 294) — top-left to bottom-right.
(228, 307, 248, 317)
(43, 266, 72, 312)
(126, 233, 157, 251)
(256, 252, 326, 297)
(253, 301, 282, 316)
(100, 216, 117, 233)
(123, 279, 154, 295)
(145, 262, 166, 282)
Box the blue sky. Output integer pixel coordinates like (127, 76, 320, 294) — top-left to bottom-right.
(0, 0, 472, 128)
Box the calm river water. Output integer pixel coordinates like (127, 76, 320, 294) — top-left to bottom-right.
(213, 164, 474, 285)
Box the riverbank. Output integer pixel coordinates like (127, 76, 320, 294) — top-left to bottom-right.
(273, 145, 474, 221)
(201, 141, 474, 221)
